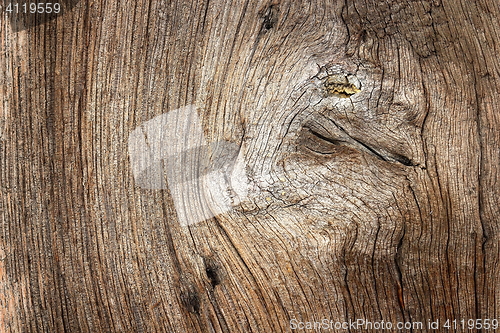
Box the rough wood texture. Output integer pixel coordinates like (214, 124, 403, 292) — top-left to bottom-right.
(1, 0, 499, 332)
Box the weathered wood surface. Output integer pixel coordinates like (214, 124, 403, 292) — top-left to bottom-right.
(1, 0, 499, 332)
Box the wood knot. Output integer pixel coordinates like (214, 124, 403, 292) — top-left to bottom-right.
(323, 74, 361, 98)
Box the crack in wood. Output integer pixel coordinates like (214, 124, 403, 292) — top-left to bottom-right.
(305, 120, 417, 168)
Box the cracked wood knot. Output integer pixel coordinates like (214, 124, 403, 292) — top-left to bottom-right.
(323, 74, 361, 98)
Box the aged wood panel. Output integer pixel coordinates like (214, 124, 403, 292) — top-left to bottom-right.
(1, 0, 499, 332)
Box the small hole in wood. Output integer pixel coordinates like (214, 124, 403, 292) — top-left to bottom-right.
(260, 5, 278, 33)
(203, 257, 222, 288)
(180, 290, 201, 315)
(206, 266, 220, 287)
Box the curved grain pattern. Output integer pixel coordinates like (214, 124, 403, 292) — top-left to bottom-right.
(1, 0, 499, 332)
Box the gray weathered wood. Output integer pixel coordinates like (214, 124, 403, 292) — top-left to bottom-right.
(1, 0, 499, 331)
